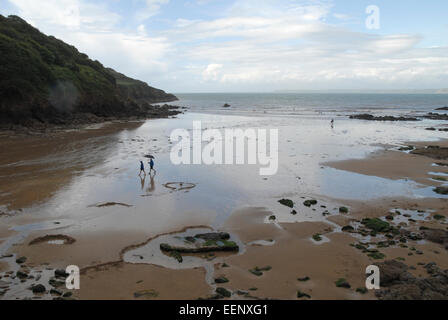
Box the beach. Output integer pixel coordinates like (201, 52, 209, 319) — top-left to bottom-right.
(1, 96, 448, 300)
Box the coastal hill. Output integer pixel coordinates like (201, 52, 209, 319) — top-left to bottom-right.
(0, 15, 178, 128)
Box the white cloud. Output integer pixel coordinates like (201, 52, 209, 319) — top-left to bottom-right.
(135, 0, 170, 22)
(202, 64, 223, 81)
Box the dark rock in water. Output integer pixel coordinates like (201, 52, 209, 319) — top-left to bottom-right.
(375, 260, 448, 300)
(195, 232, 230, 241)
(55, 269, 69, 278)
(50, 289, 62, 296)
(16, 256, 27, 264)
(421, 113, 448, 120)
(49, 278, 66, 288)
(434, 187, 448, 195)
(436, 107, 448, 111)
(160, 240, 239, 254)
(169, 251, 183, 263)
(303, 200, 318, 207)
(269, 215, 276, 221)
(426, 127, 437, 131)
(279, 199, 294, 208)
(291, 210, 297, 215)
(31, 284, 46, 294)
(216, 287, 231, 298)
(62, 292, 73, 298)
(349, 114, 419, 121)
(335, 278, 351, 288)
(398, 146, 414, 151)
(223, 104, 231, 108)
(342, 225, 354, 232)
(16, 270, 28, 279)
(215, 277, 229, 284)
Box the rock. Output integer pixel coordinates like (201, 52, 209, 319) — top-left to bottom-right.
(249, 266, 271, 277)
(216, 287, 231, 298)
(411, 146, 448, 161)
(375, 260, 448, 300)
(31, 284, 46, 294)
(297, 290, 311, 299)
(342, 225, 354, 232)
(278, 199, 294, 208)
(375, 260, 412, 286)
(134, 289, 159, 299)
(361, 218, 391, 233)
(291, 210, 297, 215)
(349, 114, 419, 121)
(215, 277, 229, 284)
(269, 215, 276, 221)
(356, 287, 368, 294)
(169, 251, 183, 263)
(223, 104, 231, 108)
(436, 107, 448, 111)
(16, 271, 28, 279)
(298, 276, 310, 282)
(368, 252, 386, 260)
(303, 200, 317, 207)
(55, 269, 69, 278)
(30, 234, 76, 246)
(434, 187, 448, 195)
(50, 289, 62, 296)
(339, 207, 349, 214)
(422, 113, 448, 120)
(422, 228, 448, 248)
(195, 232, 230, 241)
(335, 278, 351, 288)
(312, 234, 323, 241)
(160, 239, 239, 254)
(62, 292, 73, 298)
(16, 256, 27, 264)
(49, 278, 66, 288)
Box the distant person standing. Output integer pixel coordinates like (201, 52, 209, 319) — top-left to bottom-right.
(139, 161, 146, 176)
(331, 119, 335, 129)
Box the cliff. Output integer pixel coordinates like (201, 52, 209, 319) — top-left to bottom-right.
(0, 15, 178, 128)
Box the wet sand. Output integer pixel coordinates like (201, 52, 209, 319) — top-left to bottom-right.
(1, 113, 448, 300)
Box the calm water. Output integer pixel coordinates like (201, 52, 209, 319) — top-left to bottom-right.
(174, 93, 448, 116)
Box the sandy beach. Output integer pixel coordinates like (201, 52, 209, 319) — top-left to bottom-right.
(1, 110, 448, 300)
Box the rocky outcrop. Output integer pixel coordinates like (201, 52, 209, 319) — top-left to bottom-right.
(410, 146, 448, 160)
(375, 260, 448, 300)
(349, 114, 419, 121)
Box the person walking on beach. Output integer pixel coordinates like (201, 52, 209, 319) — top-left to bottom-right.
(331, 119, 335, 129)
(139, 161, 146, 176)
(149, 158, 156, 174)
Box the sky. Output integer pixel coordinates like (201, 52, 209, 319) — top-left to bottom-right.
(1, 0, 448, 92)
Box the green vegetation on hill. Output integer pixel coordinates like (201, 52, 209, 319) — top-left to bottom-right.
(0, 15, 177, 127)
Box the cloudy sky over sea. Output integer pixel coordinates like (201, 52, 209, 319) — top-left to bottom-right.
(1, 0, 447, 92)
